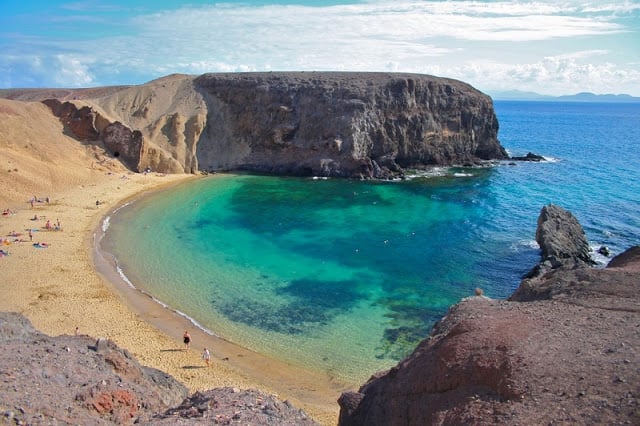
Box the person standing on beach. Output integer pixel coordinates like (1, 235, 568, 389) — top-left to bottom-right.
(202, 347, 211, 367)
(183, 330, 191, 350)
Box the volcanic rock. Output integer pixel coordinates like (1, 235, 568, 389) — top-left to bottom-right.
(0, 312, 317, 425)
(512, 204, 597, 300)
(9, 72, 508, 178)
(509, 152, 545, 162)
(337, 206, 640, 425)
(151, 387, 317, 425)
(192, 72, 507, 178)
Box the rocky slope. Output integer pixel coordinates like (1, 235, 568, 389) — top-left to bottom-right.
(0, 312, 317, 425)
(1, 72, 507, 178)
(338, 204, 639, 425)
(0, 98, 128, 207)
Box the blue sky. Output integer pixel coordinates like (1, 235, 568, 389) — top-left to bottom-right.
(1, 0, 639, 96)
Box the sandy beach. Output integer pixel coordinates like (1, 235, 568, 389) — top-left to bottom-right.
(0, 169, 345, 425)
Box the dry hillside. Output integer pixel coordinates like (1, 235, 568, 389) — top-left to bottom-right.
(0, 98, 128, 207)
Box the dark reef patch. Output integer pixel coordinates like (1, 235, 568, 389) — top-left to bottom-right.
(216, 278, 364, 334)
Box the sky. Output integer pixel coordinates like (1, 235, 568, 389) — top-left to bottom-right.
(1, 0, 639, 96)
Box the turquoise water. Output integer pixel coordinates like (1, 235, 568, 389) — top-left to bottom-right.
(101, 101, 640, 384)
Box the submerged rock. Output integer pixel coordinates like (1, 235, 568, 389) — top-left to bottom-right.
(510, 152, 546, 162)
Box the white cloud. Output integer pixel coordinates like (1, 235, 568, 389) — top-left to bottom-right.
(446, 54, 640, 96)
(133, 1, 625, 46)
(53, 55, 95, 86)
(111, 0, 620, 78)
(1, 0, 638, 94)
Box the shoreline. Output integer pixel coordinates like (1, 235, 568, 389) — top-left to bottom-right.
(0, 171, 344, 425)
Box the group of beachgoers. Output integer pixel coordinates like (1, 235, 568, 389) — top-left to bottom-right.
(28, 195, 50, 209)
(0, 197, 65, 256)
(1, 215, 18, 256)
(183, 330, 211, 367)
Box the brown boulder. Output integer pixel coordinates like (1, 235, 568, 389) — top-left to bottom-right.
(101, 121, 144, 171)
(42, 99, 100, 141)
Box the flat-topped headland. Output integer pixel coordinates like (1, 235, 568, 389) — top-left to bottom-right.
(2, 72, 508, 180)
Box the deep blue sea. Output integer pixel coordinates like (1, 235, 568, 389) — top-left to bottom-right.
(101, 101, 640, 384)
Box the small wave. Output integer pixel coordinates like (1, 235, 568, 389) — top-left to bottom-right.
(115, 263, 136, 289)
(312, 176, 329, 180)
(112, 200, 133, 214)
(144, 291, 169, 309)
(403, 168, 448, 180)
(174, 310, 217, 337)
(542, 156, 560, 163)
(453, 172, 474, 177)
(102, 216, 111, 233)
(511, 239, 539, 251)
(113, 257, 220, 337)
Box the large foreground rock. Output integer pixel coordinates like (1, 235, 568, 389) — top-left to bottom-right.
(0, 312, 188, 424)
(0, 313, 317, 425)
(3, 72, 508, 178)
(338, 205, 639, 425)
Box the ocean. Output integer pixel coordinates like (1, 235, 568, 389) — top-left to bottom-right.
(99, 101, 640, 385)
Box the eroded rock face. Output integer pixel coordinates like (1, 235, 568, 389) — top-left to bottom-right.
(42, 99, 146, 172)
(512, 203, 596, 301)
(337, 207, 640, 426)
(40, 72, 507, 178)
(42, 99, 100, 141)
(194, 72, 507, 178)
(102, 122, 144, 171)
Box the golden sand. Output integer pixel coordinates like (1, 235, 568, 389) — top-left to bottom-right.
(0, 98, 345, 425)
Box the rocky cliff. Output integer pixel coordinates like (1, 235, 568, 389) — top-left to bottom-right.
(2, 72, 507, 178)
(338, 204, 639, 425)
(192, 72, 506, 178)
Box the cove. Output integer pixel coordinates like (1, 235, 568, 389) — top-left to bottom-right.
(100, 170, 528, 384)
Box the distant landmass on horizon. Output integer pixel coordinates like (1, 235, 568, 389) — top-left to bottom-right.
(490, 90, 640, 103)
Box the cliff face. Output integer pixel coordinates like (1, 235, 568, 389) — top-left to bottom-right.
(17, 72, 506, 178)
(39, 75, 205, 174)
(338, 205, 640, 425)
(193, 72, 506, 178)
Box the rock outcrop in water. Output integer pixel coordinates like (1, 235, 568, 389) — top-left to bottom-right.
(0, 312, 317, 425)
(338, 204, 640, 425)
(3, 72, 507, 178)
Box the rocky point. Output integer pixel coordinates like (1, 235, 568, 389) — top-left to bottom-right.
(338, 204, 639, 425)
